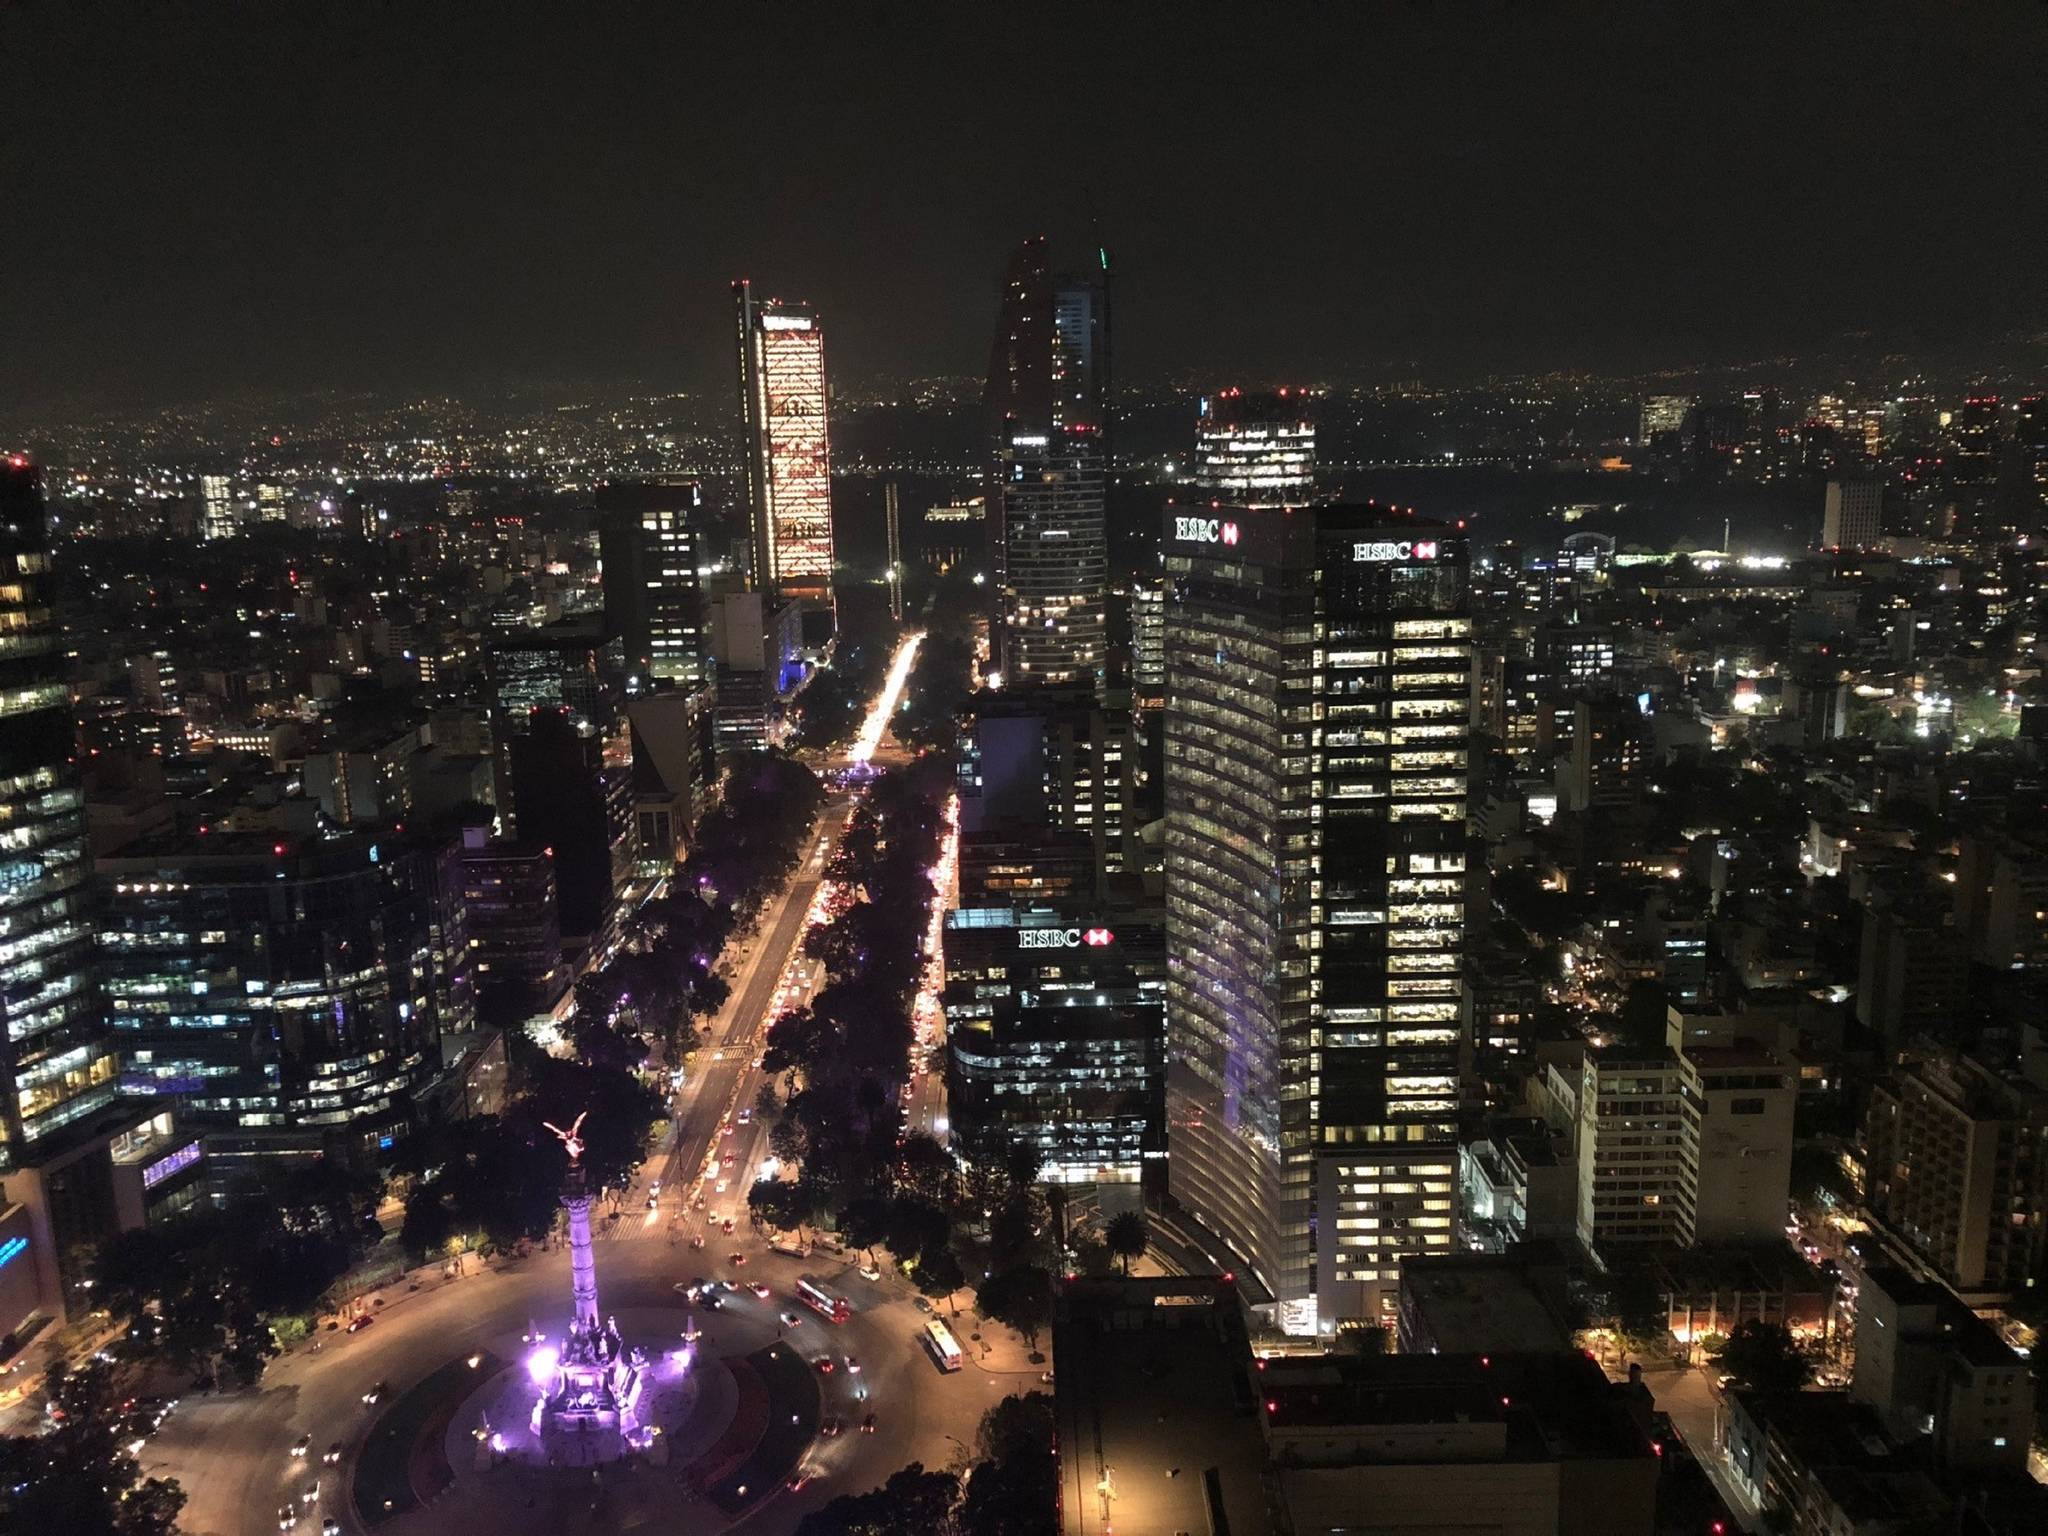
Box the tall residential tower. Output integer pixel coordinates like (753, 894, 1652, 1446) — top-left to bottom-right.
(1163, 503, 1472, 1334)
(985, 237, 1110, 685)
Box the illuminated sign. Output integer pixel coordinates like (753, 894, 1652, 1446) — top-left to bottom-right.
(1017, 927, 1115, 951)
(1353, 539, 1437, 562)
(1152, 1292, 1213, 1307)
(0, 1236, 25, 1271)
(760, 314, 814, 332)
(141, 1140, 203, 1190)
(1174, 516, 1241, 546)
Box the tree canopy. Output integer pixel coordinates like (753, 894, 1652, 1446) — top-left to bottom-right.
(0, 1360, 185, 1536)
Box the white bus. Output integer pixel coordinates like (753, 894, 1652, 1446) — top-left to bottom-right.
(920, 1318, 964, 1373)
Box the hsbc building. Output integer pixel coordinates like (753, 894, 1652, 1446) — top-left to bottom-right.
(940, 904, 1166, 1190)
(1161, 503, 1472, 1334)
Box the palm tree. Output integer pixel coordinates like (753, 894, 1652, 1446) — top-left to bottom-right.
(1103, 1210, 1149, 1276)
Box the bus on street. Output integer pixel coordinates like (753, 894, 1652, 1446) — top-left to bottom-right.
(920, 1318, 964, 1372)
(796, 1274, 851, 1323)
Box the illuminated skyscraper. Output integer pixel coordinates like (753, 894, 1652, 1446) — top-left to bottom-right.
(1, 457, 114, 1163)
(734, 282, 835, 612)
(985, 237, 1110, 683)
(199, 474, 236, 541)
(999, 428, 1107, 683)
(1163, 503, 1471, 1334)
(1195, 389, 1316, 504)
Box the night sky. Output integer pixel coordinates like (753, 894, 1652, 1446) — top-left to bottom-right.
(5, 3, 2045, 418)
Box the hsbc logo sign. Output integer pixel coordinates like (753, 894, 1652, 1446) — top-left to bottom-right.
(1174, 516, 1240, 546)
(1354, 539, 1438, 563)
(1018, 927, 1116, 950)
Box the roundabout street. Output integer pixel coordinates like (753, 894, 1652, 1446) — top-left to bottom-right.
(140, 633, 1030, 1534)
(143, 1220, 1030, 1535)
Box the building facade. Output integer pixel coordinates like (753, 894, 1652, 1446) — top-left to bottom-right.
(0, 457, 115, 1165)
(1862, 1048, 2048, 1297)
(598, 479, 707, 690)
(734, 282, 834, 612)
(96, 832, 456, 1174)
(943, 905, 1165, 1187)
(1194, 389, 1316, 504)
(1163, 504, 1471, 1333)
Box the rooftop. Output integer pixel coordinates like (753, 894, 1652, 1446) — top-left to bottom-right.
(1053, 1277, 1271, 1536)
(1258, 1351, 1650, 1463)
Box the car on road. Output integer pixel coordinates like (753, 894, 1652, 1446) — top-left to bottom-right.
(748, 1282, 772, 1299)
(857, 1264, 881, 1282)
(721, 1154, 736, 1167)
(321, 1521, 342, 1536)
(278, 1506, 298, 1531)
(718, 1278, 739, 1292)
(819, 1416, 842, 1438)
(300, 1479, 320, 1504)
(912, 1296, 932, 1314)
(728, 1251, 746, 1266)
(722, 1218, 736, 1234)
(844, 1354, 860, 1373)
(814, 1356, 836, 1374)
(787, 1466, 820, 1492)
(698, 1292, 725, 1310)
(715, 1179, 729, 1194)
(291, 1434, 312, 1458)
(861, 1411, 876, 1434)
(737, 1108, 752, 1125)
(780, 1310, 803, 1328)
(345, 1314, 374, 1334)
(361, 1381, 388, 1405)
(690, 1234, 706, 1249)
(323, 1443, 342, 1464)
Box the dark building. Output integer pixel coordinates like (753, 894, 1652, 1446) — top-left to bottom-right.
(597, 479, 708, 691)
(961, 683, 1140, 893)
(957, 823, 1097, 907)
(506, 707, 633, 947)
(486, 616, 625, 740)
(1164, 503, 1472, 1334)
(458, 828, 565, 1028)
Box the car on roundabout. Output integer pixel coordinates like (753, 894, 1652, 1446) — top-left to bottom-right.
(361, 1381, 388, 1405)
(323, 1442, 342, 1465)
(278, 1506, 298, 1531)
(290, 1434, 311, 1458)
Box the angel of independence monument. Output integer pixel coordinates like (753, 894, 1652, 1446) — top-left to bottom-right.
(526, 1113, 647, 1455)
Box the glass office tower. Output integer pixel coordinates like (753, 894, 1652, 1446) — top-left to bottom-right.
(0, 456, 112, 1166)
(1163, 503, 1471, 1334)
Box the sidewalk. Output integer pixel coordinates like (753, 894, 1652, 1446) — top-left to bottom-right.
(930, 1290, 1052, 1379)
